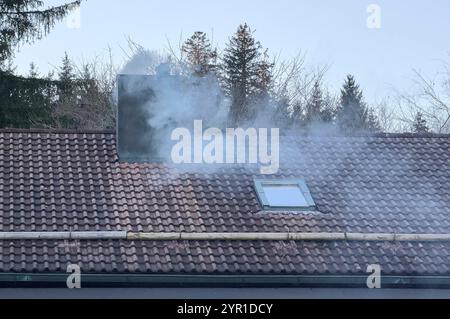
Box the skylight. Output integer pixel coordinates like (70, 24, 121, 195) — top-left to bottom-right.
(254, 179, 316, 211)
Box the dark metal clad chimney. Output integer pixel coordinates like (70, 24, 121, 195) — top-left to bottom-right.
(117, 74, 157, 162)
(117, 66, 203, 163)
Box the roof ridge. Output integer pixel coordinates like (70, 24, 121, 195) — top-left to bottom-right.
(0, 128, 115, 134)
(285, 133, 450, 138)
(0, 129, 449, 138)
(352, 133, 450, 138)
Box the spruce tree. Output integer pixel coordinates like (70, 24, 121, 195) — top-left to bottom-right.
(320, 92, 336, 123)
(222, 23, 273, 124)
(336, 75, 369, 133)
(412, 112, 429, 133)
(28, 62, 39, 78)
(290, 100, 305, 129)
(302, 81, 336, 128)
(58, 52, 74, 96)
(0, 0, 81, 64)
(0, 57, 15, 74)
(305, 80, 324, 124)
(59, 53, 73, 81)
(182, 31, 217, 76)
(366, 107, 382, 132)
(0, 71, 56, 128)
(252, 49, 273, 104)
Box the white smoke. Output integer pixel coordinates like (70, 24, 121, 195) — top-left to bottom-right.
(118, 51, 231, 169)
(121, 49, 166, 75)
(117, 50, 359, 175)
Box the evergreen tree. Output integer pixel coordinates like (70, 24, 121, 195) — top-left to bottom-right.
(28, 62, 39, 78)
(336, 75, 370, 133)
(290, 100, 305, 129)
(302, 80, 336, 128)
(79, 63, 94, 99)
(58, 52, 75, 97)
(0, 0, 81, 64)
(252, 49, 273, 104)
(366, 107, 382, 132)
(222, 23, 273, 124)
(0, 71, 56, 128)
(305, 80, 324, 124)
(182, 31, 217, 76)
(320, 92, 336, 123)
(46, 70, 55, 81)
(59, 52, 74, 82)
(412, 112, 429, 133)
(0, 57, 15, 74)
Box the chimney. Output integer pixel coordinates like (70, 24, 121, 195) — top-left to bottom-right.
(117, 64, 209, 163)
(117, 74, 157, 162)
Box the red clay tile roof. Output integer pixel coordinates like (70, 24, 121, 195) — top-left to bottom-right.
(0, 240, 448, 275)
(1, 130, 450, 277)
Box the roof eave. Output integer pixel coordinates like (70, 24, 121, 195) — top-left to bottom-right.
(2, 273, 450, 289)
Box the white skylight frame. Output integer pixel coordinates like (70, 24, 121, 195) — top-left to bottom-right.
(254, 179, 316, 211)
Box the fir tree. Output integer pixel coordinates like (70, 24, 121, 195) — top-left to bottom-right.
(305, 80, 324, 124)
(0, 71, 56, 128)
(252, 49, 273, 104)
(222, 23, 273, 124)
(182, 31, 217, 76)
(320, 92, 336, 123)
(0, 57, 15, 74)
(58, 52, 74, 97)
(0, 0, 81, 63)
(59, 52, 74, 82)
(290, 100, 305, 129)
(412, 112, 429, 133)
(336, 75, 369, 133)
(366, 107, 382, 132)
(28, 62, 39, 78)
(302, 81, 336, 128)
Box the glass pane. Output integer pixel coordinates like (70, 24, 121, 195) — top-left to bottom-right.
(262, 184, 308, 207)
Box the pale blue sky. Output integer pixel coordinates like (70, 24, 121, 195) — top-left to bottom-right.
(11, 0, 450, 105)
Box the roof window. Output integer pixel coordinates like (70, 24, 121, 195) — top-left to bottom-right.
(254, 179, 316, 211)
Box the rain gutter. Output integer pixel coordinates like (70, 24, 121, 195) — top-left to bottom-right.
(0, 231, 450, 242)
